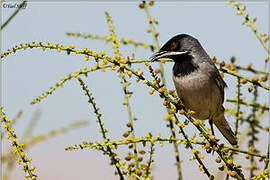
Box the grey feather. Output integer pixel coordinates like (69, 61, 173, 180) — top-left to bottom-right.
(213, 112, 237, 145)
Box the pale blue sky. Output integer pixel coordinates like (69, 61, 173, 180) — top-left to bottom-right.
(1, 1, 269, 180)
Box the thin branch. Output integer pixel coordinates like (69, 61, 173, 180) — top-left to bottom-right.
(1, 1, 27, 30)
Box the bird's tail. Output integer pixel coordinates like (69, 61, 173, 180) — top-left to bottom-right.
(213, 115, 237, 145)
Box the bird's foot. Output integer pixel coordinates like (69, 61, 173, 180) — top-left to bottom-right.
(205, 135, 219, 154)
(205, 143, 218, 154)
(175, 98, 185, 112)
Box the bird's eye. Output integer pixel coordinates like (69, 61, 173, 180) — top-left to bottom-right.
(170, 42, 178, 50)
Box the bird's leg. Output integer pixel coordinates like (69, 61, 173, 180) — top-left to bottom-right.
(209, 119, 215, 136)
(206, 119, 217, 154)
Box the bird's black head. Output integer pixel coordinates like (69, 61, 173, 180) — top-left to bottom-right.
(151, 34, 201, 76)
(150, 34, 199, 62)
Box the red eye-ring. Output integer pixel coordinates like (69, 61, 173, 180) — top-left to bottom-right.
(170, 42, 178, 50)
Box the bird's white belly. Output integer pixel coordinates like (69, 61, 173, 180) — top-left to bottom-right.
(173, 72, 221, 120)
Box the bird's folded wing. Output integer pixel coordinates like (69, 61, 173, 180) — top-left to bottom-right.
(214, 75, 227, 102)
(200, 62, 227, 102)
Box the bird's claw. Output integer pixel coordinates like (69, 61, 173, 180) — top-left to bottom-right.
(206, 143, 217, 154)
(205, 139, 220, 154)
(175, 98, 185, 112)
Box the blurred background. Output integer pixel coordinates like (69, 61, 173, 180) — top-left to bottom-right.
(1, 1, 269, 179)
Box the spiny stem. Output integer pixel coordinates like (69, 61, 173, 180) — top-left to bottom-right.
(220, 68, 269, 90)
(249, 86, 259, 178)
(145, 143, 154, 177)
(143, 3, 183, 179)
(226, 99, 269, 111)
(104, 11, 140, 171)
(235, 77, 241, 135)
(262, 145, 269, 180)
(76, 77, 124, 180)
(173, 115, 212, 178)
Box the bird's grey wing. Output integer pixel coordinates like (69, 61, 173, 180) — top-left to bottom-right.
(214, 75, 226, 102)
(200, 62, 227, 102)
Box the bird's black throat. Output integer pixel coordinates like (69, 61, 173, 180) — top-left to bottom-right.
(173, 55, 199, 77)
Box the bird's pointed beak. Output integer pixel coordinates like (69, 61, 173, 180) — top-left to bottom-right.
(150, 50, 189, 61)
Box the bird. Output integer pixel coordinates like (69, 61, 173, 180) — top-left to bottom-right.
(150, 34, 237, 145)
